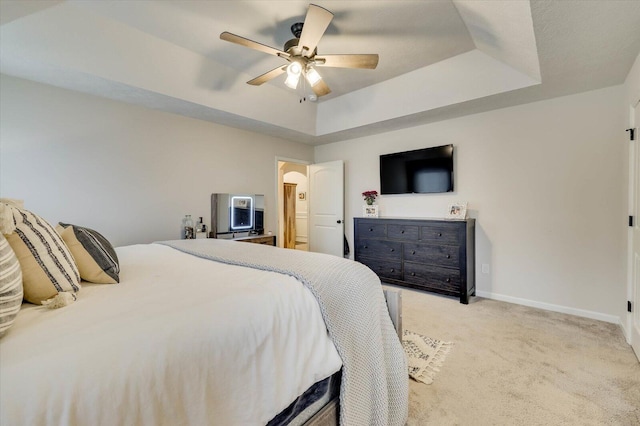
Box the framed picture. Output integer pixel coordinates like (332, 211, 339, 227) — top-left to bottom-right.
(446, 202, 467, 219)
(298, 192, 306, 200)
(363, 205, 379, 218)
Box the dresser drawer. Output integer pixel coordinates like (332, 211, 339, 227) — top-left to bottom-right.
(420, 224, 460, 245)
(357, 222, 386, 238)
(358, 257, 403, 281)
(387, 224, 419, 241)
(356, 239, 402, 261)
(404, 243, 459, 268)
(404, 263, 460, 293)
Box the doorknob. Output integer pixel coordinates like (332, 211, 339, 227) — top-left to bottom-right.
(336, 220, 342, 224)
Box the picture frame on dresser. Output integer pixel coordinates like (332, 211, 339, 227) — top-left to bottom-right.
(362, 205, 379, 217)
(446, 202, 467, 219)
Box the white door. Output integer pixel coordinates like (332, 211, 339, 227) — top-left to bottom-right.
(309, 160, 344, 257)
(631, 100, 640, 361)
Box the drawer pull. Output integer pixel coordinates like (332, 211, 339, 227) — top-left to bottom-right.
(438, 232, 442, 237)
(369, 228, 374, 232)
(401, 230, 405, 234)
(445, 278, 451, 283)
(390, 248, 395, 252)
(364, 245, 368, 249)
(446, 254, 451, 259)
(390, 268, 395, 273)
(411, 250, 416, 255)
(410, 272, 416, 277)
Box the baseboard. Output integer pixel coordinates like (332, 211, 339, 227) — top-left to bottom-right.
(475, 291, 620, 325)
(619, 315, 632, 344)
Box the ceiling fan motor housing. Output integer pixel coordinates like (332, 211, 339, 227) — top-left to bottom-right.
(284, 38, 317, 58)
(290, 22, 304, 38)
(284, 38, 300, 54)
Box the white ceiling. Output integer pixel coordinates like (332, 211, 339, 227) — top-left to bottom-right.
(1, 0, 640, 145)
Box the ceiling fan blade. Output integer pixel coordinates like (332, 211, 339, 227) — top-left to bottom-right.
(311, 79, 331, 97)
(247, 66, 287, 86)
(220, 32, 289, 58)
(315, 54, 379, 69)
(298, 4, 333, 57)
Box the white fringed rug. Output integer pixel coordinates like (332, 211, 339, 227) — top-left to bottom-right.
(402, 330, 453, 385)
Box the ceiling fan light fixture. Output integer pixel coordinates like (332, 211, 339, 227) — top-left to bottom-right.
(284, 73, 300, 89)
(286, 61, 302, 77)
(285, 62, 302, 89)
(305, 67, 322, 87)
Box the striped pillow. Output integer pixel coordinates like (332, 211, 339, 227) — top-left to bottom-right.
(57, 223, 119, 284)
(0, 234, 23, 337)
(2, 204, 80, 305)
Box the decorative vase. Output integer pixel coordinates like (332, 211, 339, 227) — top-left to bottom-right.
(182, 214, 195, 239)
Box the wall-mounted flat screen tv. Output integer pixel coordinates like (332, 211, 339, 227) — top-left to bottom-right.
(380, 144, 454, 194)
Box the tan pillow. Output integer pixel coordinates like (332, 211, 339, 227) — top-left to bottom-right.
(57, 223, 119, 284)
(0, 233, 23, 337)
(2, 203, 80, 304)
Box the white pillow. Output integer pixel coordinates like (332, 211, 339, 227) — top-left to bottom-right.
(0, 233, 23, 337)
(1, 202, 80, 304)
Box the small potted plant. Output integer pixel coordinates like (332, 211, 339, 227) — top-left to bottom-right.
(362, 190, 378, 205)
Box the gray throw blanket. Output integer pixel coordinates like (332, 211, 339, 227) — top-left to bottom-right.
(159, 239, 408, 426)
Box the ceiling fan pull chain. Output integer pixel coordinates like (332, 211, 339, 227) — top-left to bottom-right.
(299, 72, 308, 103)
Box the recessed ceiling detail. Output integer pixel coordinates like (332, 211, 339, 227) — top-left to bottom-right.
(1, 1, 639, 145)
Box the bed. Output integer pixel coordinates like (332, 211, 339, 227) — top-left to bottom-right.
(0, 238, 408, 425)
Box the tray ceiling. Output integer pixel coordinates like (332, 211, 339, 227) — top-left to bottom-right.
(1, 0, 639, 145)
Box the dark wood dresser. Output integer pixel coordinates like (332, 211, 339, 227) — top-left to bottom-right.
(354, 217, 475, 304)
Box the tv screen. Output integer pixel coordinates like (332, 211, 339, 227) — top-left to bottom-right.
(380, 144, 454, 194)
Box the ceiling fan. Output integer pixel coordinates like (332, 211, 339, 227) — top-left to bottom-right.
(220, 3, 379, 99)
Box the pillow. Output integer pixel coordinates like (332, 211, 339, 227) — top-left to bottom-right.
(57, 223, 119, 284)
(0, 198, 23, 234)
(0, 233, 23, 337)
(1, 203, 80, 304)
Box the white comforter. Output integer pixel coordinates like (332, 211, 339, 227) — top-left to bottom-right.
(0, 244, 342, 425)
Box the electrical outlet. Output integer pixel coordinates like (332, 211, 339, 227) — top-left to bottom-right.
(481, 264, 490, 274)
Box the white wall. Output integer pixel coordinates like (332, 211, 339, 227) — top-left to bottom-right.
(315, 86, 627, 322)
(0, 73, 629, 322)
(0, 75, 313, 247)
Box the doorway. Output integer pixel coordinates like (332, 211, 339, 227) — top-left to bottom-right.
(277, 160, 309, 251)
(276, 158, 345, 256)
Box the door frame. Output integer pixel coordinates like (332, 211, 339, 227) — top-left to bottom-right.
(627, 97, 640, 361)
(275, 156, 310, 249)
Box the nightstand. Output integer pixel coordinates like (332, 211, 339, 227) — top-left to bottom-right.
(233, 235, 276, 246)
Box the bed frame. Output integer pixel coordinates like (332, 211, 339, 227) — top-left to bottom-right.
(302, 288, 403, 426)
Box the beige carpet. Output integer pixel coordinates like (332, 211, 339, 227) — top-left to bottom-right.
(389, 285, 640, 426)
